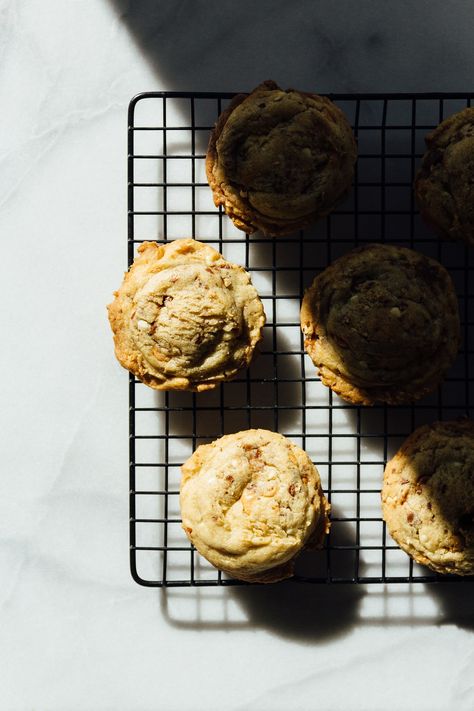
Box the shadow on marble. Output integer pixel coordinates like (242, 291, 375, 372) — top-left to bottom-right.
(426, 583, 474, 629)
(230, 516, 364, 642)
(160, 515, 364, 643)
(109, 0, 474, 95)
(347, 582, 474, 630)
(159, 581, 474, 637)
(157, 497, 473, 634)
(160, 581, 363, 643)
(230, 581, 363, 643)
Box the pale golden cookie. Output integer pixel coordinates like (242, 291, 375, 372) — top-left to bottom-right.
(415, 107, 474, 246)
(206, 80, 357, 236)
(180, 429, 330, 582)
(300, 243, 460, 405)
(107, 239, 265, 391)
(382, 420, 474, 576)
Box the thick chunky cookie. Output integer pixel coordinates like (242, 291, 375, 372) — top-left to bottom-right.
(206, 80, 357, 236)
(415, 107, 474, 246)
(382, 420, 474, 576)
(180, 429, 330, 582)
(300, 243, 460, 405)
(108, 239, 265, 391)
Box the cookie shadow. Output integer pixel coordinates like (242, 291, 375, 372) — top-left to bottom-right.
(343, 386, 474, 472)
(231, 512, 364, 642)
(230, 582, 363, 644)
(161, 510, 364, 642)
(247, 218, 356, 301)
(428, 582, 474, 628)
(132, 328, 304, 489)
(159, 327, 303, 443)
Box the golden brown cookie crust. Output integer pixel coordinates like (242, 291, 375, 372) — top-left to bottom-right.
(300, 243, 460, 405)
(107, 239, 265, 391)
(382, 420, 474, 576)
(180, 429, 330, 583)
(206, 80, 357, 236)
(415, 107, 474, 246)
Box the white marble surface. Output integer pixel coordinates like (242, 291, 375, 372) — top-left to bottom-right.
(1, 1, 474, 709)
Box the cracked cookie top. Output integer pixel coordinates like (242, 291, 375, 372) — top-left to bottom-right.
(415, 107, 474, 246)
(206, 80, 357, 236)
(180, 429, 330, 582)
(300, 243, 460, 405)
(107, 239, 265, 391)
(382, 420, 474, 576)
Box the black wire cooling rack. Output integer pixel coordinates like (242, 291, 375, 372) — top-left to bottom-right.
(127, 91, 474, 586)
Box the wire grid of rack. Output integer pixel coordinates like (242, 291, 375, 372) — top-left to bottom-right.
(128, 91, 474, 586)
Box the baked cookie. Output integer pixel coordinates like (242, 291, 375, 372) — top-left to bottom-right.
(300, 243, 460, 405)
(107, 239, 265, 391)
(415, 107, 474, 246)
(206, 80, 357, 236)
(180, 429, 330, 582)
(382, 420, 474, 576)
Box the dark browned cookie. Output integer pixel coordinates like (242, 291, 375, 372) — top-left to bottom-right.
(415, 107, 474, 246)
(301, 243, 460, 405)
(382, 420, 474, 576)
(206, 80, 357, 236)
